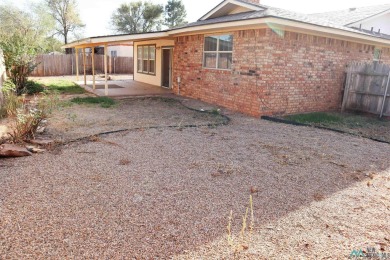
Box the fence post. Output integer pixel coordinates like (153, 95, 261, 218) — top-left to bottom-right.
(380, 71, 390, 118)
(341, 64, 352, 112)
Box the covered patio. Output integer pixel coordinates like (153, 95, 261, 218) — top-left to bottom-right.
(76, 75, 172, 97)
(63, 32, 173, 97)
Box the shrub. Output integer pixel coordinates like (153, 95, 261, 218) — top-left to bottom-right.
(24, 80, 44, 95)
(0, 80, 21, 118)
(1, 34, 38, 95)
(8, 93, 58, 143)
(2, 79, 16, 92)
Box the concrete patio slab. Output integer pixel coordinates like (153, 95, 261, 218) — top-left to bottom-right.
(78, 80, 172, 97)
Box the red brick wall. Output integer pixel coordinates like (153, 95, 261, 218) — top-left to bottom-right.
(172, 28, 390, 117)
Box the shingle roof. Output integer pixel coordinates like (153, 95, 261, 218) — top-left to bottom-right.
(174, 4, 381, 39)
(309, 4, 390, 26)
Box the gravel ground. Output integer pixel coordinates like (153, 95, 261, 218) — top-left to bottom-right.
(1, 99, 389, 259)
(48, 97, 226, 142)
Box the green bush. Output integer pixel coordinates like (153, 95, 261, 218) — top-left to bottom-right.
(2, 79, 16, 92)
(1, 34, 38, 95)
(8, 93, 59, 143)
(24, 80, 44, 95)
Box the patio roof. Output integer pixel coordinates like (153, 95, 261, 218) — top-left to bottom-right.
(63, 31, 170, 49)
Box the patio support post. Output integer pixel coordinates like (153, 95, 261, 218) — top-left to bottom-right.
(75, 48, 79, 81)
(104, 44, 108, 96)
(82, 48, 87, 86)
(92, 46, 96, 90)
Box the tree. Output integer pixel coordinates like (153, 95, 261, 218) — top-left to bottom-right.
(111, 1, 164, 34)
(164, 0, 187, 28)
(44, 0, 85, 44)
(0, 4, 44, 94)
(0, 34, 38, 95)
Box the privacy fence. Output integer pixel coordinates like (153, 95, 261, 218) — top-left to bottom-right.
(342, 62, 390, 118)
(30, 54, 134, 77)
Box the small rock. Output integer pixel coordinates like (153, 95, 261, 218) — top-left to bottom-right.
(250, 186, 259, 194)
(132, 194, 143, 203)
(26, 146, 46, 154)
(0, 144, 32, 157)
(36, 126, 46, 134)
(27, 138, 55, 146)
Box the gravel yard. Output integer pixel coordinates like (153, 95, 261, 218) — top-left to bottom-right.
(48, 97, 227, 142)
(1, 97, 389, 259)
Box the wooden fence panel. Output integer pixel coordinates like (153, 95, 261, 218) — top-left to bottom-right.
(31, 54, 133, 77)
(111, 56, 134, 74)
(342, 62, 390, 117)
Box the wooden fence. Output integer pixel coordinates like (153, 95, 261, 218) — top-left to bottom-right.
(31, 54, 134, 77)
(342, 62, 390, 117)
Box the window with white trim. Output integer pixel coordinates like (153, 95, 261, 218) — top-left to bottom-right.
(137, 45, 156, 74)
(203, 35, 233, 70)
(373, 48, 381, 61)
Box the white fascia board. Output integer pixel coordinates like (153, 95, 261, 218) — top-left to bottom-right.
(62, 32, 170, 49)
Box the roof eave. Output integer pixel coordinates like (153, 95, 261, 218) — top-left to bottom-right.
(169, 16, 390, 47)
(62, 31, 170, 49)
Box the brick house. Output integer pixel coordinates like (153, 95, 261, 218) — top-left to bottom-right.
(65, 0, 390, 117)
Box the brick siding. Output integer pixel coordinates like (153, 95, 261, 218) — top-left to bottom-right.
(172, 28, 390, 117)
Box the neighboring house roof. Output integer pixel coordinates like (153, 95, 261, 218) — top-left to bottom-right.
(309, 4, 390, 26)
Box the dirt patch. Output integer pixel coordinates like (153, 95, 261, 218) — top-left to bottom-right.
(47, 97, 227, 142)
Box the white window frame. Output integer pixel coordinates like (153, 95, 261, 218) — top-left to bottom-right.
(203, 34, 233, 70)
(137, 45, 156, 75)
(373, 47, 382, 61)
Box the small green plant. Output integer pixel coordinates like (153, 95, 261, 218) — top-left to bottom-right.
(211, 108, 221, 115)
(67, 112, 77, 122)
(71, 96, 116, 108)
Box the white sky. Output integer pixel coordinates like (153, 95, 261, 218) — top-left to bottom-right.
(4, 0, 390, 38)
